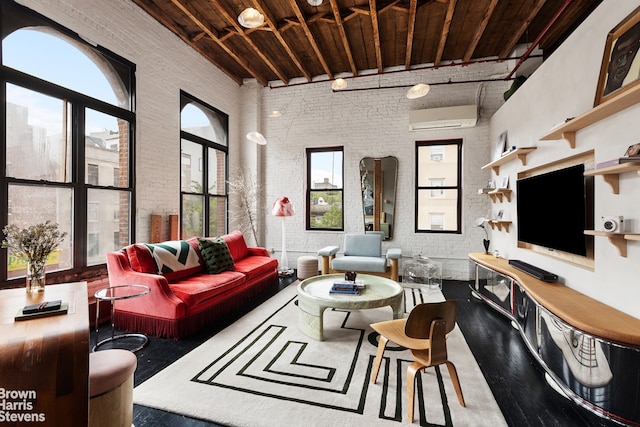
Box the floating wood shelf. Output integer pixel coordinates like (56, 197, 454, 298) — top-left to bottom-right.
(488, 220, 512, 232)
(584, 162, 640, 194)
(583, 230, 640, 257)
(481, 147, 537, 175)
(487, 188, 512, 203)
(540, 83, 640, 148)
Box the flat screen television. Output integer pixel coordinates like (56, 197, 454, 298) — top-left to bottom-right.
(516, 164, 594, 257)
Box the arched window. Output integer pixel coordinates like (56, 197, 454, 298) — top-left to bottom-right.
(1, 1, 135, 285)
(180, 93, 228, 239)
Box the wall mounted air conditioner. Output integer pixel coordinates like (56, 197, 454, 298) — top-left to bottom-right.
(409, 104, 477, 131)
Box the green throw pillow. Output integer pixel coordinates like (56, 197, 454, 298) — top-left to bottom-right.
(198, 237, 235, 274)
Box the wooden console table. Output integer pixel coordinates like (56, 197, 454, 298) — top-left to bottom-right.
(0, 282, 89, 426)
(469, 253, 640, 426)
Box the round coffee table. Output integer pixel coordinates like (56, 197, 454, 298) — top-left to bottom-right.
(297, 274, 403, 341)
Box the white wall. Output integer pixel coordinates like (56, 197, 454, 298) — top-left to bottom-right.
(16, 0, 245, 243)
(489, 0, 640, 319)
(258, 64, 510, 279)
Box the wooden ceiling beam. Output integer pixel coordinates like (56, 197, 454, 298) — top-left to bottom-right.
(434, 0, 457, 66)
(329, 0, 358, 77)
(288, 0, 334, 79)
(168, 0, 265, 85)
(308, 12, 330, 23)
(130, 0, 243, 84)
(379, 1, 401, 15)
(463, 0, 499, 62)
(191, 31, 206, 42)
(251, 0, 312, 82)
(405, 0, 418, 70)
(348, 7, 370, 16)
(369, 0, 383, 73)
(208, 0, 289, 85)
(499, 0, 548, 59)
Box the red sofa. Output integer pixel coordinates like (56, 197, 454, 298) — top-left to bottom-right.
(105, 231, 278, 339)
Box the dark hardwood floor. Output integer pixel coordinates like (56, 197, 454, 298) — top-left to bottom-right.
(92, 275, 620, 426)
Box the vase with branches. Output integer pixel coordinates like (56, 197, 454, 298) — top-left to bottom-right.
(227, 167, 263, 246)
(2, 221, 67, 293)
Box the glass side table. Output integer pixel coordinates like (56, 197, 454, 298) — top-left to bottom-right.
(93, 284, 150, 352)
(402, 255, 442, 291)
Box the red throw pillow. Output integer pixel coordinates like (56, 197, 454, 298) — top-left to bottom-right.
(125, 244, 157, 273)
(222, 231, 249, 262)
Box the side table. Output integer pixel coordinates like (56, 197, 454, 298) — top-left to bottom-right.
(94, 284, 150, 352)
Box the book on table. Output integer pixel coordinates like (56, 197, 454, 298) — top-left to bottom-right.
(330, 280, 364, 295)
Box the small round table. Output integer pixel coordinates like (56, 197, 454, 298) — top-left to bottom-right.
(297, 274, 404, 341)
(93, 284, 150, 352)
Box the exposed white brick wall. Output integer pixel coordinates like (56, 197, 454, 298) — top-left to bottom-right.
(18, 0, 243, 243)
(259, 63, 510, 279)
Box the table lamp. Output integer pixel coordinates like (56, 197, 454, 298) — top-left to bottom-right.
(272, 197, 294, 276)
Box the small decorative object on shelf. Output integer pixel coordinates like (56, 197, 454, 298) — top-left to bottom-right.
(1, 221, 67, 294)
(473, 217, 490, 254)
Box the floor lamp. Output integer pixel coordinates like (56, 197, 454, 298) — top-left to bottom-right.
(272, 197, 294, 276)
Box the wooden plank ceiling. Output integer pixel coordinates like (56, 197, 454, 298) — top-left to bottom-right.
(131, 0, 602, 87)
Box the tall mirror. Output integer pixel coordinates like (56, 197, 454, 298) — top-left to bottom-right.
(360, 156, 398, 240)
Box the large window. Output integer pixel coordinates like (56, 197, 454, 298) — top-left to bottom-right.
(1, 1, 135, 285)
(306, 147, 344, 230)
(180, 92, 228, 239)
(415, 139, 462, 233)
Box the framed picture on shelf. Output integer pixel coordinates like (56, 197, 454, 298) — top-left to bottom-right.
(499, 175, 509, 189)
(486, 179, 496, 189)
(594, 7, 640, 106)
(494, 131, 508, 160)
(624, 142, 640, 156)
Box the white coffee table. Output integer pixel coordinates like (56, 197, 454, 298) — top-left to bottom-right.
(297, 274, 404, 340)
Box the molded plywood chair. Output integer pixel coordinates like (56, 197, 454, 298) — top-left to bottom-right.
(317, 232, 401, 281)
(370, 300, 465, 422)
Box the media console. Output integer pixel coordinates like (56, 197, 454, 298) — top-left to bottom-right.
(469, 252, 640, 426)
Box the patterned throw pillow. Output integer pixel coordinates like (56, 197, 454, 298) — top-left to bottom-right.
(198, 237, 235, 274)
(145, 240, 201, 275)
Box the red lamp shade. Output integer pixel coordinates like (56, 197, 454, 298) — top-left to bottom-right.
(272, 197, 295, 217)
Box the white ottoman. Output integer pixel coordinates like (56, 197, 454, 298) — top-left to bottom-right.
(297, 256, 319, 280)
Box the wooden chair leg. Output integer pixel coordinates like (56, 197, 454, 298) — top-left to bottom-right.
(445, 361, 466, 407)
(370, 335, 389, 384)
(407, 361, 421, 423)
(389, 258, 399, 282)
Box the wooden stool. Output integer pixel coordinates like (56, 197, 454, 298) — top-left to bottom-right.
(89, 349, 137, 427)
(297, 256, 319, 280)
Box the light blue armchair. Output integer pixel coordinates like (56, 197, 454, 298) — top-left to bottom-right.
(318, 233, 401, 281)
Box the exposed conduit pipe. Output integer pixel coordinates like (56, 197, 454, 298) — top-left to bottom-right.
(506, 0, 575, 80)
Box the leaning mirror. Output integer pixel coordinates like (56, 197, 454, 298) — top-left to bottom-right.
(359, 156, 398, 240)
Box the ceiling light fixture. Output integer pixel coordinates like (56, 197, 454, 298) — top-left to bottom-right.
(307, 0, 323, 6)
(331, 78, 347, 91)
(246, 131, 267, 145)
(406, 83, 430, 99)
(268, 110, 283, 118)
(238, 7, 264, 29)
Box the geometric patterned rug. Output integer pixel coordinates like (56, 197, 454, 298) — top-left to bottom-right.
(133, 283, 507, 426)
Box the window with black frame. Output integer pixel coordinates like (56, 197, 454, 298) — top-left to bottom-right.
(180, 92, 229, 239)
(0, 1, 135, 286)
(306, 147, 344, 231)
(415, 139, 462, 233)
